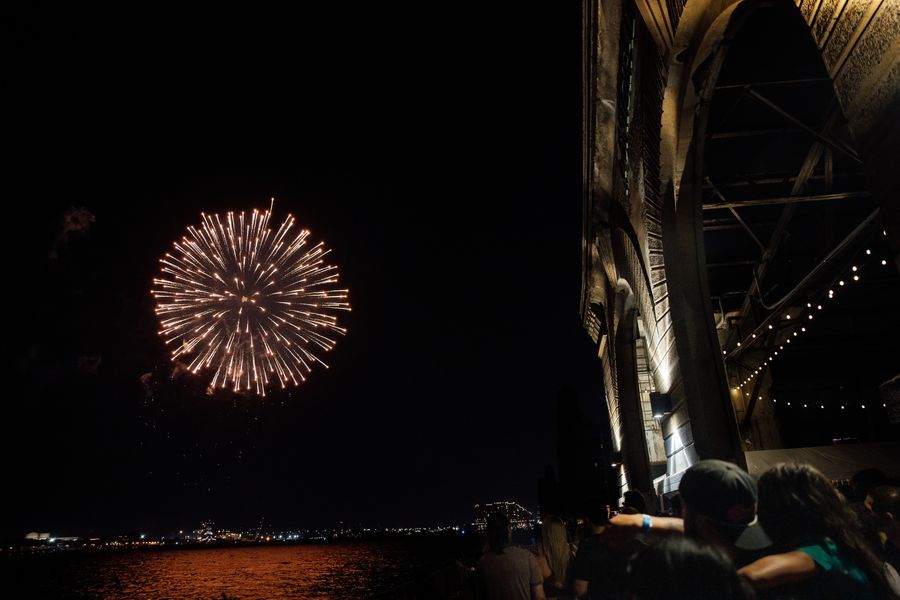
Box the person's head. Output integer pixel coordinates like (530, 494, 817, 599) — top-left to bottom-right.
(757, 462, 893, 596)
(486, 512, 510, 553)
(870, 484, 900, 538)
(541, 516, 571, 587)
(677, 459, 771, 553)
(850, 468, 886, 502)
(626, 536, 753, 600)
(757, 462, 851, 546)
(624, 490, 647, 514)
(586, 503, 609, 529)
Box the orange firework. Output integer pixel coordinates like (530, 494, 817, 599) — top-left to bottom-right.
(151, 201, 350, 395)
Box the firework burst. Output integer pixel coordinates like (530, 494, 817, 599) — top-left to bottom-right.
(151, 202, 350, 395)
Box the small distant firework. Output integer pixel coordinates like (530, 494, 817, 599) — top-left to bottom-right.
(151, 201, 350, 395)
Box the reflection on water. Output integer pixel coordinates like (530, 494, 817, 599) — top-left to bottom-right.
(4, 542, 450, 599)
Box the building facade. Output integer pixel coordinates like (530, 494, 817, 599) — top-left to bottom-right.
(581, 0, 900, 498)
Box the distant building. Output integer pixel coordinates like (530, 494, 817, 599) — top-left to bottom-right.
(195, 520, 216, 543)
(473, 501, 534, 531)
(24, 532, 50, 541)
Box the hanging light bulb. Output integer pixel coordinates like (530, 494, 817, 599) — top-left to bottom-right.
(853, 275, 859, 281)
(866, 249, 871, 255)
(852, 266, 858, 272)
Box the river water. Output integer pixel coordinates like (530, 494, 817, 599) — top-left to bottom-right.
(2, 540, 471, 599)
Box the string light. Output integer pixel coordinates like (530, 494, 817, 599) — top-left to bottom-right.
(725, 239, 890, 397)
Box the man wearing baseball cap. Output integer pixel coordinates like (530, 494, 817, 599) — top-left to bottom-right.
(607, 459, 772, 565)
(678, 459, 773, 562)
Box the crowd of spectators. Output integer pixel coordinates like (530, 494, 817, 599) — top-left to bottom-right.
(473, 461, 900, 600)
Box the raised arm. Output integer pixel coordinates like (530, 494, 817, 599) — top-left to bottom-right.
(608, 513, 685, 533)
(738, 551, 818, 590)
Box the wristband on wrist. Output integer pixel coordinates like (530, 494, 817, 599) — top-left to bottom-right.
(641, 514, 652, 530)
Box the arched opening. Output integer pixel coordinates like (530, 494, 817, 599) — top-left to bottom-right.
(681, 0, 900, 451)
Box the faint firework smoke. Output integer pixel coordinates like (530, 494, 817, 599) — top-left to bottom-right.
(170, 360, 192, 379)
(139, 372, 155, 401)
(51, 206, 96, 259)
(76, 354, 103, 375)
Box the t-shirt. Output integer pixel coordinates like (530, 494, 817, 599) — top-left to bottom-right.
(570, 533, 646, 600)
(792, 537, 876, 600)
(476, 545, 543, 600)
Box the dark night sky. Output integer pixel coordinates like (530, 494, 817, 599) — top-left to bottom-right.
(3, 4, 606, 537)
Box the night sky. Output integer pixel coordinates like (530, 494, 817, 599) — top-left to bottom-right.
(4, 5, 605, 537)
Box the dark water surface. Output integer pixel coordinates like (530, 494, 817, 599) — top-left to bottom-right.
(2, 541, 467, 599)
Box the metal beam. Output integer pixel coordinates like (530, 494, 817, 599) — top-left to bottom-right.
(724, 108, 841, 346)
(745, 88, 862, 163)
(709, 127, 802, 140)
(725, 208, 881, 360)
(705, 177, 767, 253)
(702, 191, 870, 210)
(702, 172, 863, 189)
(707, 260, 758, 268)
(716, 77, 831, 90)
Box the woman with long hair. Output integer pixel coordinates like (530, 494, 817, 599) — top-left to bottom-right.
(738, 462, 897, 599)
(536, 516, 575, 599)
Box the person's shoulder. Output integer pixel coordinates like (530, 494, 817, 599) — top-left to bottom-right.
(505, 545, 534, 557)
(794, 537, 843, 571)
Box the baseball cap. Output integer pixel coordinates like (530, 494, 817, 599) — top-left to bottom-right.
(678, 459, 772, 551)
